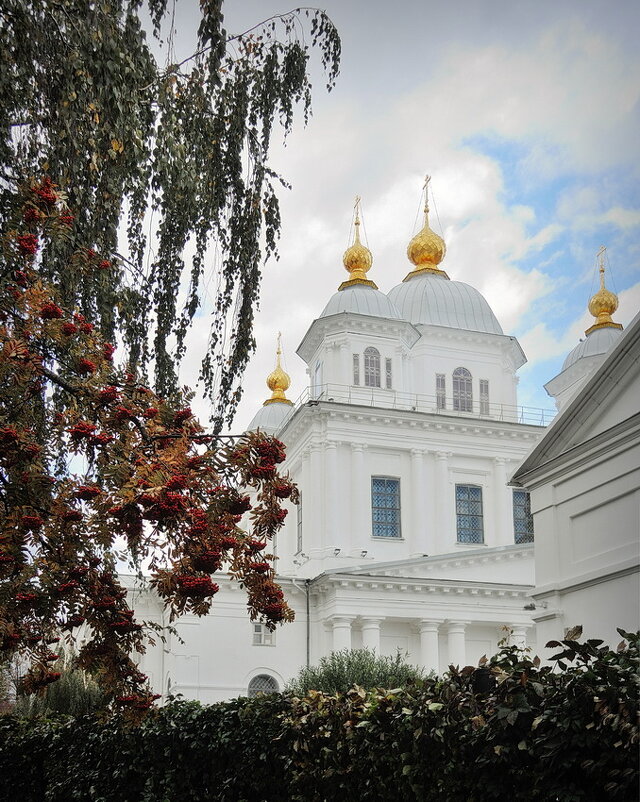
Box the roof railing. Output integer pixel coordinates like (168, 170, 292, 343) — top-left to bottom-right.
(283, 383, 555, 428)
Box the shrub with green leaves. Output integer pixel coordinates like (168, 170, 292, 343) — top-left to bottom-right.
(286, 648, 426, 695)
(0, 632, 637, 802)
(12, 650, 106, 718)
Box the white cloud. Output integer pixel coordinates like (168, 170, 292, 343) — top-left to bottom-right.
(173, 8, 640, 432)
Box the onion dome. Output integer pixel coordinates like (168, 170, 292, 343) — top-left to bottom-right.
(585, 249, 623, 336)
(264, 335, 293, 406)
(545, 248, 625, 410)
(246, 336, 294, 433)
(404, 176, 448, 281)
(319, 198, 400, 320)
(561, 248, 623, 370)
(339, 197, 377, 291)
(388, 177, 502, 334)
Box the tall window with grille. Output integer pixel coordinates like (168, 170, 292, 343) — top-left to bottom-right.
(385, 357, 392, 389)
(353, 354, 360, 385)
(296, 496, 303, 554)
(371, 477, 401, 538)
(513, 490, 534, 543)
(364, 347, 381, 387)
(453, 367, 473, 412)
(455, 484, 484, 543)
(479, 379, 490, 415)
(436, 373, 446, 409)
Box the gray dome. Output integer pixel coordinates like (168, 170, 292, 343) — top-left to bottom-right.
(246, 401, 293, 434)
(320, 285, 401, 319)
(387, 273, 503, 334)
(562, 326, 623, 370)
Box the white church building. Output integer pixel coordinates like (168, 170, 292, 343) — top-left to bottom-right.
(128, 195, 638, 702)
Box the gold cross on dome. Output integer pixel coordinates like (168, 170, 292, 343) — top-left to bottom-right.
(423, 174, 431, 215)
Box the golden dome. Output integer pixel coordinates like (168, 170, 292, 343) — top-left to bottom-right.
(585, 247, 623, 336)
(264, 335, 293, 406)
(404, 176, 449, 281)
(338, 197, 378, 291)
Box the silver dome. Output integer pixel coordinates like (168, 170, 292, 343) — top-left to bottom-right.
(562, 326, 623, 370)
(320, 285, 401, 319)
(387, 273, 503, 334)
(246, 401, 293, 434)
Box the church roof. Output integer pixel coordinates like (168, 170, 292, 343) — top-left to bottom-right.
(320, 284, 401, 319)
(387, 272, 503, 334)
(245, 400, 293, 434)
(513, 310, 640, 485)
(562, 325, 623, 370)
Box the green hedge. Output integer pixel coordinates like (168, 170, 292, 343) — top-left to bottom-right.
(1, 632, 638, 802)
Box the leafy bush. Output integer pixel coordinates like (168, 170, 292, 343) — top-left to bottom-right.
(286, 648, 426, 695)
(0, 632, 637, 802)
(12, 650, 106, 718)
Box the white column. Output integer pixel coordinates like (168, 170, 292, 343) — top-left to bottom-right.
(493, 457, 511, 546)
(435, 451, 452, 553)
(296, 450, 310, 554)
(411, 449, 428, 555)
(509, 625, 528, 650)
(324, 441, 339, 550)
(351, 444, 368, 554)
(308, 444, 322, 550)
(447, 621, 467, 668)
(340, 342, 350, 389)
(419, 620, 441, 673)
(361, 618, 384, 652)
(331, 616, 354, 652)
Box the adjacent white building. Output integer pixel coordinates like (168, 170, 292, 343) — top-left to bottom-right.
(128, 197, 636, 702)
(512, 304, 640, 649)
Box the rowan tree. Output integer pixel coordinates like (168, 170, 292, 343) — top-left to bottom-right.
(0, 1, 340, 427)
(0, 180, 298, 710)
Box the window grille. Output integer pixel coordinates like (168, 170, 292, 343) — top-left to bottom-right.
(455, 484, 484, 543)
(479, 379, 490, 415)
(453, 367, 473, 412)
(353, 354, 360, 385)
(385, 358, 392, 389)
(371, 477, 401, 538)
(436, 373, 446, 409)
(253, 623, 274, 646)
(364, 347, 381, 388)
(513, 490, 534, 543)
(247, 674, 279, 696)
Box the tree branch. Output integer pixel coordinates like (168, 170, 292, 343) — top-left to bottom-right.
(140, 7, 321, 90)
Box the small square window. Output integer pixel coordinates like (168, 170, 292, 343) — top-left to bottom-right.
(253, 623, 274, 646)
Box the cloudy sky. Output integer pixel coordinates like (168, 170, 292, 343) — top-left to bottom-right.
(173, 0, 640, 431)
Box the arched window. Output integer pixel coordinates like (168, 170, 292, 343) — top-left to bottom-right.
(248, 674, 279, 697)
(364, 347, 381, 388)
(452, 367, 472, 412)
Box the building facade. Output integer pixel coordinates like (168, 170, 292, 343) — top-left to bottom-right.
(128, 196, 633, 702)
(513, 304, 639, 649)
